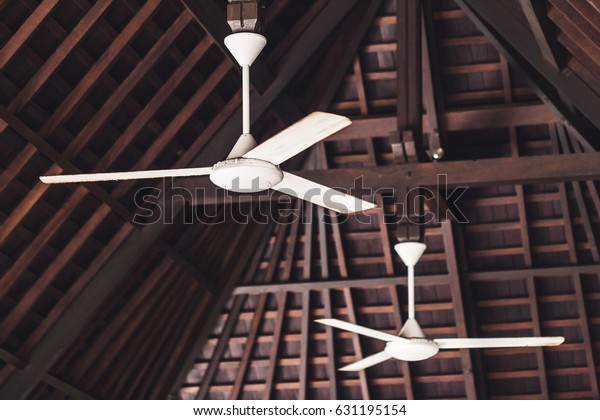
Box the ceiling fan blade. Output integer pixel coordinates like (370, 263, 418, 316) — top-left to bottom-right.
(39, 167, 212, 184)
(242, 112, 351, 164)
(315, 318, 405, 342)
(272, 172, 376, 214)
(434, 336, 565, 349)
(339, 351, 391, 371)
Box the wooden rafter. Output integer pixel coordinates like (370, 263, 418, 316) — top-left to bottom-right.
(518, 0, 564, 70)
(456, 0, 600, 150)
(0, 0, 60, 69)
(186, 152, 600, 206)
(441, 222, 477, 399)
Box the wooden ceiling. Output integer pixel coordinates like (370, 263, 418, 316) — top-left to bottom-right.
(0, 0, 599, 400)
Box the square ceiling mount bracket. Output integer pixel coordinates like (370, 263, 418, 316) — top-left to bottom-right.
(227, 0, 264, 33)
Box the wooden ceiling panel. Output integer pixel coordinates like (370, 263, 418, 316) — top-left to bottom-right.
(1, 0, 600, 401)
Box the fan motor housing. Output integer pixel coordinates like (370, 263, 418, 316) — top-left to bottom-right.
(385, 338, 439, 362)
(210, 158, 283, 193)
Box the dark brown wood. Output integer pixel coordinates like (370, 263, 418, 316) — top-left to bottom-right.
(573, 274, 600, 398)
(170, 220, 274, 399)
(0, 0, 60, 69)
(40, 0, 161, 137)
(298, 290, 311, 400)
(196, 296, 246, 400)
(518, 0, 564, 70)
(7, 0, 115, 112)
(342, 288, 370, 399)
(0, 349, 92, 399)
(556, 125, 600, 260)
(354, 57, 369, 115)
(234, 273, 450, 295)
(187, 153, 600, 206)
(230, 217, 290, 399)
(322, 289, 337, 399)
(263, 292, 287, 399)
(441, 222, 477, 399)
(396, 0, 422, 161)
(302, 203, 314, 280)
(456, 0, 600, 149)
(421, 13, 440, 151)
(307, 0, 383, 111)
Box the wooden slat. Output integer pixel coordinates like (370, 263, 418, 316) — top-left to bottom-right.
(263, 292, 287, 399)
(0, 8, 192, 194)
(353, 57, 369, 115)
(173, 220, 272, 399)
(40, 0, 160, 137)
(396, 0, 422, 160)
(196, 296, 246, 400)
(441, 222, 478, 399)
(518, 0, 564, 70)
(234, 273, 449, 295)
(0, 0, 60, 69)
(187, 153, 600, 206)
(456, 0, 600, 150)
(8, 0, 114, 112)
(298, 290, 310, 400)
(342, 289, 370, 399)
(307, 0, 382, 111)
(321, 289, 337, 399)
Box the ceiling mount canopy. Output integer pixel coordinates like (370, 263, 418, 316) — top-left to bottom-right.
(227, 0, 264, 34)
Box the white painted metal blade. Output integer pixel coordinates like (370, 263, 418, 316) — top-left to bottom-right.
(242, 112, 351, 164)
(339, 351, 391, 371)
(434, 336, 565, 349)
(39, 167, 212, 184)
(315, 319, 405, 342)
(272, 172, 376, 214)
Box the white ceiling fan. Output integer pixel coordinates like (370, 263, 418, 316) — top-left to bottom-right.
(40, 31, 375, 214)
(316, 242, 564, 371)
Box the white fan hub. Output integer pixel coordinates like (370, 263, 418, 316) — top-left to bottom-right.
(209, 158, 283, 193)
(385, 338, 439, 362)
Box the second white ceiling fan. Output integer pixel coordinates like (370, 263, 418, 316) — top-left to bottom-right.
(317, 242, 564, 371)
(40, 30, 375, 214)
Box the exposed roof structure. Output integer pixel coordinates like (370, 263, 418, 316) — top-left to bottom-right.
(0, 0, 599, 400)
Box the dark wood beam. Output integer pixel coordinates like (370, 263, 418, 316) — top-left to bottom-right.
(230, 217, 289, 400)
(234, 274, 450, 295)
(263, 292, 287, 399)
(7, 0, 114, 112)
(307, 0, 384, 111)
(326, 104, 558, 141)
(342, 289, 371, 399)
(0, 349, 93, 399)
(517, 0, 564, 70)
(187, 152, 600, 206)
(455, 0, 600, 150)
(441, 222, 478, 399)
(0, 0, 60, 69)
(234, 263, 600, 295)
(396, 0, 422, 162)
(168, 219, 274, 399)
(322, 289, 337, 399)
(463, 264, 600, 281)
(195, 295, 246, 399)
(298, 290, 311, 400)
